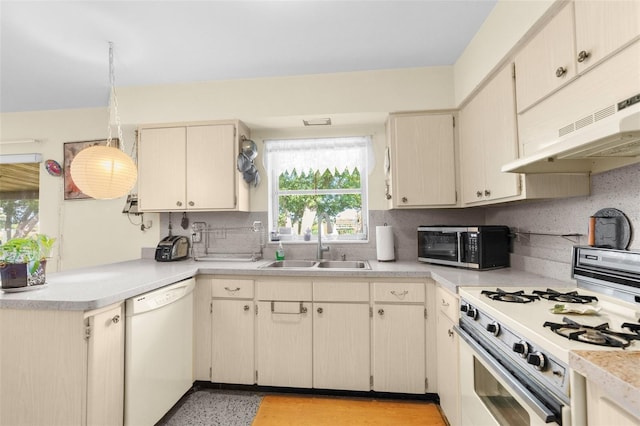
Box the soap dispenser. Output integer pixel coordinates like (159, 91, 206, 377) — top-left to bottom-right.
(275, 242, 285, 261)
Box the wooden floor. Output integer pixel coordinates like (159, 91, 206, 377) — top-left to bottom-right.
(252, 394, 447, 426)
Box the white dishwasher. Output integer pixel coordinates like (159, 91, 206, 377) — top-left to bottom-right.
(125, 278, 195, 426)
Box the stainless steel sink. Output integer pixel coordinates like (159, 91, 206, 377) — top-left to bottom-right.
(261, 259, 370, 270)
(316, 260, 370, 269)
(264, 260, 318, 268)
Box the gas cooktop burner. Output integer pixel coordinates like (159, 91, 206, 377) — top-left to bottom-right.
(544, 317, 640, 348)
(481, 288, 540, 303)
(532, 288, 598, 304)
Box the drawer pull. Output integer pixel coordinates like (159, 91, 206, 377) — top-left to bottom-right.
(441, 299, 450, 307)
(390, 290, 408, 298)
(112, 315, 120, 324)
(224, 287, 241, 292)
(271, 301, 307, 315)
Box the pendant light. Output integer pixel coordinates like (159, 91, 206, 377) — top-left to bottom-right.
(70, 42, 137, 200)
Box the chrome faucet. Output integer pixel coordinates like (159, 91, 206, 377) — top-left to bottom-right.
(316, 213, 331, 260)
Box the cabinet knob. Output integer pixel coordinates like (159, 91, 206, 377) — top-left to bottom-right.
(555, 66, 567, 78)
(577, 50, 590, 63)
(378, 308, 385, 316)
(447, 329, 454, 338)
(484, 189, 491, 197)
(112, 315, 120, 324)
(401, 197, 408, 203)
(188, 201, 195, 206)
(243, 305, 250, 311)
(176, 201, 183, 207)
(317, 307, 323, 314)
(476, 191, 483, 198)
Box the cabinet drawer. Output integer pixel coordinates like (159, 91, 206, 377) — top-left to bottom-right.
(211, 279, 254, 298)
(373, 282, 425, 303)
(313, 281, 369, 302)
(255, 279, 312, 301)
(436, 285, 459, 322)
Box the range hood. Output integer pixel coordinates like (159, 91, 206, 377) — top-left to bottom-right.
(502, 94, 640, 174)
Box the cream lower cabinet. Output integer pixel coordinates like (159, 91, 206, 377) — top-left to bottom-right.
(436, 285, 460, 426)
(255, 279, 313, 388)
(372, 281, 427, 394)
(211, 279, 255, 384)
(312, 280, 370, 391)
(0, 303, 124, 426)
(586, 379, 640, 426)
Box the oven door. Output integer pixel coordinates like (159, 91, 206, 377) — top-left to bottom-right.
(417, 227, 464, 266)
(456, 326, 569, 426)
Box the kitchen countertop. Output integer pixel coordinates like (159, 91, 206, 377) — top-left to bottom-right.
(0, 257, 571, 311)
(569, 350, 640, 419)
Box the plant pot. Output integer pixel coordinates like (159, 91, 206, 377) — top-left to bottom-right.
(0, 260, 47, 290)
(0, 263, 28, 289)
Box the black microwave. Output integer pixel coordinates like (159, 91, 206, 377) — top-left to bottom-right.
(417, 225, 511, 270)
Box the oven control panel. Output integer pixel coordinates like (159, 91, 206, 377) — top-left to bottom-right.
(459, 300, 569, 398)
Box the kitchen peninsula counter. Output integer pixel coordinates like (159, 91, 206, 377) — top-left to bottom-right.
(0, 257, 570, 311)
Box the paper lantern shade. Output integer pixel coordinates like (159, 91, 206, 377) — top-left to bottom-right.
(70, 145, 137, 199)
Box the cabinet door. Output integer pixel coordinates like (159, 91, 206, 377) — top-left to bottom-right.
(460, 64, 520, 205)
(255, 301, 312, 388)
(313, 303, 370, 391)
(372, 304, 426, 394)
(436, 312, 459, 426)
(515, 3, 576, 112)
(193, 277, 213, 381)
(186, 124, 237, 210)
(459, 87, 487, 204)
(481, 64, 520, 202)
(211, 300, 254, 384)
(575, 0, 640, 74)
(586, 379, 639, 426)
(389, 113, 457, 207)
(86, 303, 124, 426)
(138, 126, 187, 211)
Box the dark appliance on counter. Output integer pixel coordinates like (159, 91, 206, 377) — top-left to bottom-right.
(417, 225, 510, 270)
(155, 235, 190, 262)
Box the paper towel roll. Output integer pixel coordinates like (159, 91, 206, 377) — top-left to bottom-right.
(376, 225, 395, 261)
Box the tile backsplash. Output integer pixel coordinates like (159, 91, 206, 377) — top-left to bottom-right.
(159, 162, 638, 282)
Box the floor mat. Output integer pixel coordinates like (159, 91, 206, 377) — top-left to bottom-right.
(157, 389, 262, 426)
(251, 394, 447, 426)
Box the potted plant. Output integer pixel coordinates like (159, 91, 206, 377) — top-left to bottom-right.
(0, 234, 56, 290)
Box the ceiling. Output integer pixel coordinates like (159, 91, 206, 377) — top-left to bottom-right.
(0, 0, 497, 114)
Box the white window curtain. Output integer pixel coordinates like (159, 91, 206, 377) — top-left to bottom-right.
(264, 136, 373, 176)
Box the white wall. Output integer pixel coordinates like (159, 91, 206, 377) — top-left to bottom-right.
(0, 108, 160, 271)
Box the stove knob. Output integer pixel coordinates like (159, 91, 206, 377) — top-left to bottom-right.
(465, 306, 478, 320)
(460, 304, 469, 313)
(512, 341, 530, 358)
(527, 352, 547, 371)
(486, 322, 500, 336)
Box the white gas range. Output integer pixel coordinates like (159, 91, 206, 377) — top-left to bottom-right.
(456, 246, 640, 426)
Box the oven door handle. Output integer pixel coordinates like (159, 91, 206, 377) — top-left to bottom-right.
(455, 325, 558, 424)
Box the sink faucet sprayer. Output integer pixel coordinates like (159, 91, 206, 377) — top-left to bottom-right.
(317, 213, 331, 260)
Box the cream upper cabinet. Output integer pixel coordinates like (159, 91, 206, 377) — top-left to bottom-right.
(515, 3, 576, 113)
(574, 0, 640, 74)
(386, 112, 457, 208)
(459, 64, 521, 205)
(138, 120, 249, 212)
